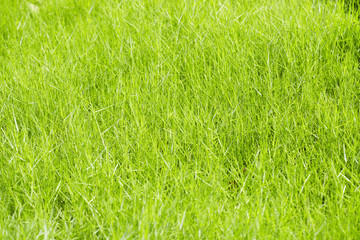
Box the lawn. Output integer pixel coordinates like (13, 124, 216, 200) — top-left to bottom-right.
(1, 0, 360, 239)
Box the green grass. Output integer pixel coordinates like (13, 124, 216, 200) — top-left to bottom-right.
(1, 0, 360, 239)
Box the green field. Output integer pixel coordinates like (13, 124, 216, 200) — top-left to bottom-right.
(1, 0, 360, 239)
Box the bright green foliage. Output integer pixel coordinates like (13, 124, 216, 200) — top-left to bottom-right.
(1, 0, 360, 239)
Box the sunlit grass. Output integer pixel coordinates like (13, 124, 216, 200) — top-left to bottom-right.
(1, 0, 360, 238)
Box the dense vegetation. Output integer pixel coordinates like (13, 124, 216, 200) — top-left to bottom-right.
(1, 0, 360, 238)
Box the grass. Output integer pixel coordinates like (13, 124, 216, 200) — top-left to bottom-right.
(1, 0, 360, 239)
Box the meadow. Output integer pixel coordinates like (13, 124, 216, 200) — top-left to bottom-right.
(1, 0, 360, 239)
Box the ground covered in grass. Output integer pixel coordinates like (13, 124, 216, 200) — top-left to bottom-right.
(1, 0, 360, 238)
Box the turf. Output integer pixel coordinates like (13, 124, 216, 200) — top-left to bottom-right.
(1, 0, 360, 239)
